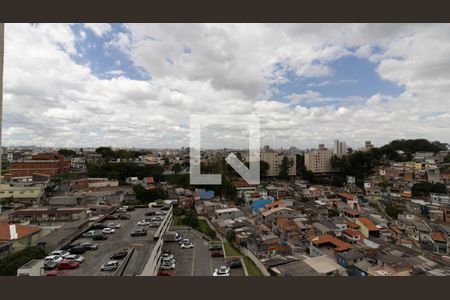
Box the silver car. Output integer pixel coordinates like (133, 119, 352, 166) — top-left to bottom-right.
(100, 260, 119, 271)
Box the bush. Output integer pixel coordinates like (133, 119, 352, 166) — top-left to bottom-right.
(0, 246, 46, 276)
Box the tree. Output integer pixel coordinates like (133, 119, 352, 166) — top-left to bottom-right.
(172, 163, 182, 174)
(58, 148, 76, 157)
(260, 160, 270, 178)
(444, 154, 450, 163)
(133, 185, 166, 202)
(0, 246, 46, 276)
(95, 147, 116, 160)
(412, 182, 447, 197)
(278, 156, 293, 180)
(385, 204, 402, 219)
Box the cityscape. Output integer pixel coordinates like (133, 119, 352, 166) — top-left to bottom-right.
(0, 24, 449, 277)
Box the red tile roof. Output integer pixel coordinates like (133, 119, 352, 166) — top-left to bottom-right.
(431, 232, 446, 242)
(338, 192, 356, 201)
(357, 217, 378, 231)
(311, 235, 353, 252)
(0, 224, 41, 241)
(346, 220, 360, 229)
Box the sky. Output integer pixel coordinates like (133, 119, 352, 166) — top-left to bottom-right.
(2, 23, 450, 150)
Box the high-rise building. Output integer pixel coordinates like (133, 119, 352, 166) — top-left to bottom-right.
(304, 144, 333, 173)
(333, 140, 347, 158)
(260, 147, 296, 177)
(365, 141, 374, 151)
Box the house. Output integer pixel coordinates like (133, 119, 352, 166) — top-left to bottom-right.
(335, 249, 365, 271)
(275, 217, 301, 242)
(342, 229, 363, 244)
(303, 255, 346, 276)
(309, 235, 352, 257)
(0, 224, 41, 252)
(261, 207, 294, 224)
(431, 231, 449, 255)
(214, 207, 244, 220)
(195, 189, 215, 200)
(356, 217, 380, 238)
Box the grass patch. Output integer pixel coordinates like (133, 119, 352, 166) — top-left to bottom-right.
(223, 241, 263, 276)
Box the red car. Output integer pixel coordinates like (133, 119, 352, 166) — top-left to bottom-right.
(157, 270, 175, 276)
(57, 260, 80, 270)
(210, 250, 224, 257)
(46, 270, 68, 276)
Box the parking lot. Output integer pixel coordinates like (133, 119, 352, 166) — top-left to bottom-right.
(43, 207, 161, 276)
(163, 229, 245, 276)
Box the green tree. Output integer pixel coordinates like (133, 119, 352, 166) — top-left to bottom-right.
(278, 156, 293, 180)
(58, 148, 77, 157)
(385, 204, 402, 219)
(0, 246, 46, 276)
(95, 147, 116, 160)
(412, 182, 447, 197)
(133, 185, 166, 202)
(172, 163, 182, 174)
(260, 160, 270, 178)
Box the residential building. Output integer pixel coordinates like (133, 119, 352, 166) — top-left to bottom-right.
(260, 147, 296, 177)
(333, 140, 347, 158)
(0, 224, 41, 252)
(304, 144, 333, 173)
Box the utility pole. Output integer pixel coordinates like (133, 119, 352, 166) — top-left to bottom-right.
(0, 23, 4, 184)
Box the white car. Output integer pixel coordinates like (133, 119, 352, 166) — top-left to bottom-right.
(108, 223, 121, 229)
(137, 220, 150, 226)
(101, 260, 119, 271)
(102, 228, 115, 234)
(44, 255, 64, 264)
(180, 242, 194, 249)
(178, 238, 190, 245)
(49, 250, 70, 258)
(213, 266, 230, 276)
(160, 261, 176, 270)
(82, 230, 97, 238)
(161, 252, 174, 260)
(65, 254, 85, 263)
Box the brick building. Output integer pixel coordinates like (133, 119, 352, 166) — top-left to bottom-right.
(6, 153, 70, 179)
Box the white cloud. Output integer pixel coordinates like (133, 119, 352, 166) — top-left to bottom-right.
(2, 23, 450, 149)
(84, 23, 112, 37)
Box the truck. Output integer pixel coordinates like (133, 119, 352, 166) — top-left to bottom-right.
(163, 231, 181, 242)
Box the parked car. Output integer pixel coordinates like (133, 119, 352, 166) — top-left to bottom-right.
(108, 223, 121, 229)
(110, 250, 128, 260)
(102, 228, 115, 234)
(101, 260, 119, 271)
(44, 255, 64, 265)
(57, 260, 80, 270)
(155, 211, 167, 216)
(65, 254, 85, 263)
(69, 246, 87, 254)
(152, 216, 164, 221)
(92, 223, 108, 229)
(118, 214, 131, 220)
(211, 250, 224, 257)
(104, 215, 119, 220)
(209, 244, 223, 251)
(82, 230, 97, 238)
(46, 270, 67, 276)
(161, 252, 174, 260)
(160, 261, 175, 270)
(117, 208, 127, 213)
(228, 259, 242, 269)
(81, 242, 98, 250)
(178, 238, 190, 245)
(213, 266, 230, 276)
(49, 250, 70, 258)
(180, 242, 194, 249)
(44, 260, 59, 270)
(137, 220, 150, 226)
(149, 221, 160, 228)
(145, 211, 156, 216)
(60, 243, 81, 252)
(130, 229, 147, 236)
(157, 270, 174, 276)
(93, 234, 108, 241)
(126, 206, 135, 211)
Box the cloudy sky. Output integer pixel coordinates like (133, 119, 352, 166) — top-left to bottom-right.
(2, 23, 450, 149)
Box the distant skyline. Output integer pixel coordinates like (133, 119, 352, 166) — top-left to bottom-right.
(2, 24, 450, 149)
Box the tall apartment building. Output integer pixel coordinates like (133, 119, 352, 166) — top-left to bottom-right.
(6, 153, 70, 179)
(304, 144, 333, 173)
(333, 140, 347, 158)
(365, 141, 374, 151)
(260, 146, 296, 177)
